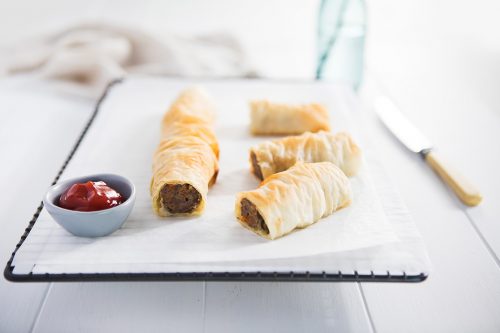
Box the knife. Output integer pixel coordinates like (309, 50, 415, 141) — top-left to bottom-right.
(374, 96, 482, 206)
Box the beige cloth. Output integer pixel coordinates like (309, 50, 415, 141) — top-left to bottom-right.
(0, 23, 256, 97)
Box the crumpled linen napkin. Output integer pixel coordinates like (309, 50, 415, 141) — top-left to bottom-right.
(0, 23, 256, 97)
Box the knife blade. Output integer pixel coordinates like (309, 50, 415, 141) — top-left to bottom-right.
(374, 96, 482, 206)
(374, 97, 433, 155)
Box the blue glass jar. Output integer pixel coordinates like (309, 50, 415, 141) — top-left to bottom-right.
(316, 0, 366, 90)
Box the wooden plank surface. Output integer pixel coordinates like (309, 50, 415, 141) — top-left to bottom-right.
(0, 79, 94, 332)
(365, 41, 500, 262)
(358, 73, 500, 332)
(32, 282, 374, 333)
(203, 283, 373, 333)
(32, 282, 206, 333)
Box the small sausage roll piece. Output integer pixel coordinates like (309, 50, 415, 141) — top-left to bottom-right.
(235, 162, 352, 240)
(151, 87, 219, 216)
(250, 131, 361, 181)
(249, 100, 330, 135)
(151, 136, 218, 216)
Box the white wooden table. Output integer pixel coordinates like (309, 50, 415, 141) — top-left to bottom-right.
(1, 69, 499, 333)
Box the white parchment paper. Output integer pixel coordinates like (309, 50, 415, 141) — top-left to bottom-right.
(12, 78, 428, 275)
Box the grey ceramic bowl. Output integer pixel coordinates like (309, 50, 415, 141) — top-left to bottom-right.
(43, 173, 136, 237)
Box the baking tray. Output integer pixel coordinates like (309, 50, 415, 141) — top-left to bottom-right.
(4, 78, 429, 282)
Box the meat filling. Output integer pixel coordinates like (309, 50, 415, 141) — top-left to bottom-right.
(240, 198, 269, 234)
(250, 151, 264, 181)
(161, 183, 201, 214)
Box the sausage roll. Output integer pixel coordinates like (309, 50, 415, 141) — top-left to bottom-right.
(235, 162, 352, 240)
(151, 87, 219, 216)
(249, 100, 330, 135)
(250, 131, 361, 180)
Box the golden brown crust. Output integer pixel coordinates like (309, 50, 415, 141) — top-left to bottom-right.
(151, 87, 219, 217)
(235, 162, 352, 240)
(249, 100, 330, 135)
(162, 119, 219, 158)
(250, 131, 361, 180)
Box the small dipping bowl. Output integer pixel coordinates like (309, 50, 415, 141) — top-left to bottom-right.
(43, 173, 136, 237)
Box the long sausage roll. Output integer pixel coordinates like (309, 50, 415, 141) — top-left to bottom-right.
(250, 131, 361, 180)
(250, 100, 330, 135)
(151, 87, 219, 216)
(235, 162, 352, 240)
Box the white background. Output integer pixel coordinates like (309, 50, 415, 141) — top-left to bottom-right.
(1, 0, 499, 100)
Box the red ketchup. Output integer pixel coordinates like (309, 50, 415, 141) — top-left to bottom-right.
(58, 181, 124, 212)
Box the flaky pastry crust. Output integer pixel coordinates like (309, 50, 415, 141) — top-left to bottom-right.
(250, 131, 361, 180)
(235, 162, 352, 239)
(151, 87, 219, 216)
(250, 100, 330, 135)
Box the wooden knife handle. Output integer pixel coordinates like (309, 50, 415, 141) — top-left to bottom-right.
(424, 151, 482, 206)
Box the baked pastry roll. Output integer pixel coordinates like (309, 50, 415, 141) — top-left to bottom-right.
(250, 100, 330, 135)
(250, 131, 361, 180)
(162, 116, 219, 158)
(235, 162, 352, 239)
(161, 87, 219, 158)
(151, 87, 219, 216)
(162, 87, 215, 125)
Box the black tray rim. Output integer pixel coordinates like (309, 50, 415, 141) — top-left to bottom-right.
(4, 77, 428, 283)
